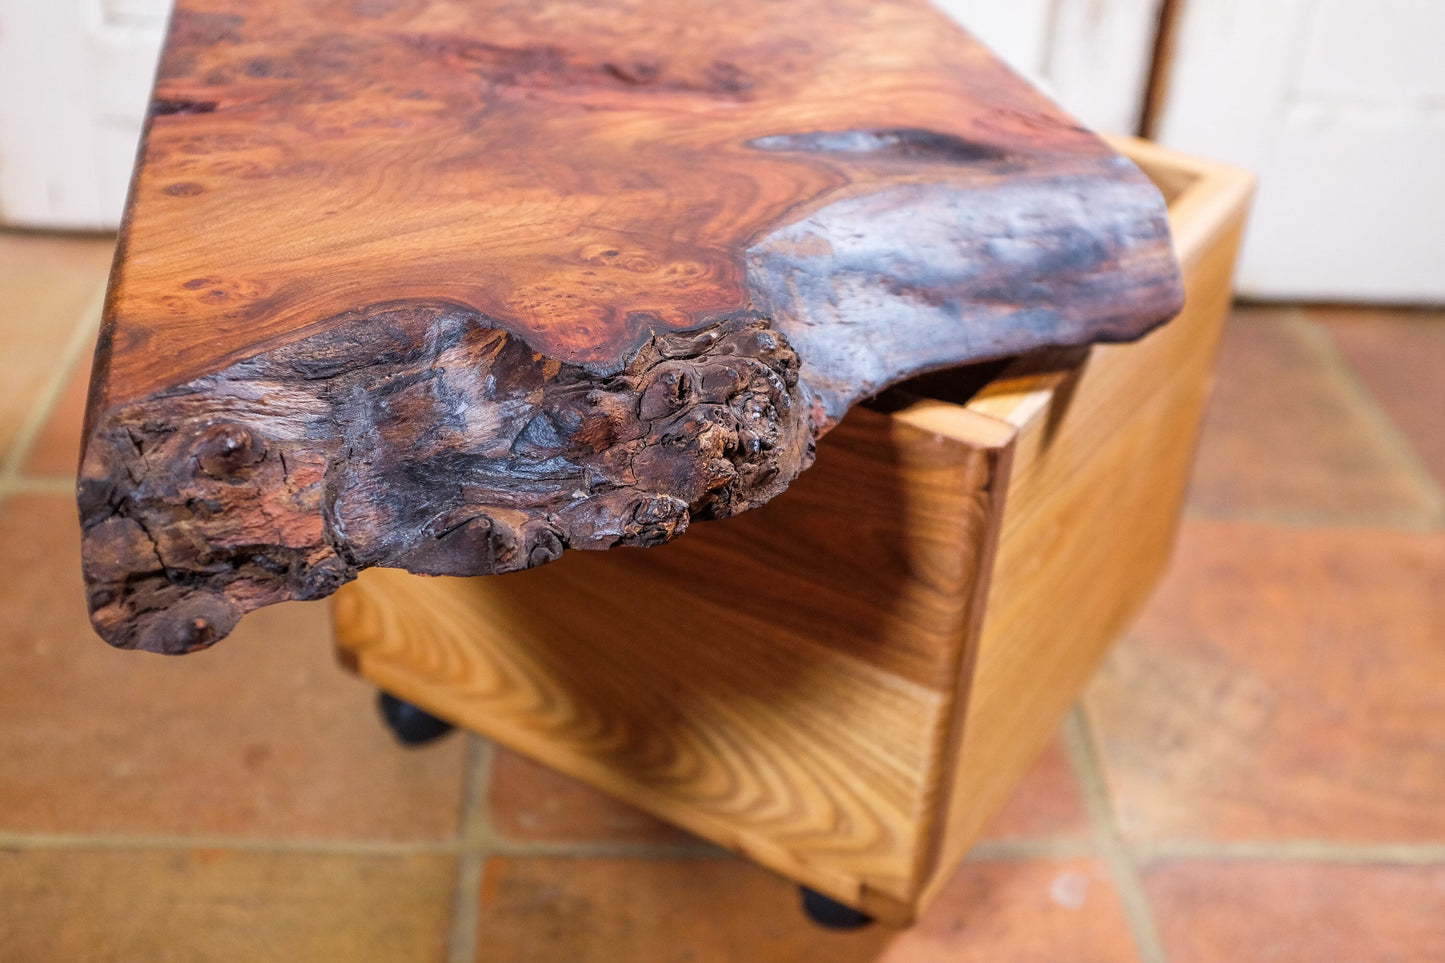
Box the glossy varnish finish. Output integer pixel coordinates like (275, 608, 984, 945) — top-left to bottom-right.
(80, 0, 1182, 651)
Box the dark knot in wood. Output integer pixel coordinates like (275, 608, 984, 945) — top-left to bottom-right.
(195, 423, 264, 478)
(78, 303, 815, 653)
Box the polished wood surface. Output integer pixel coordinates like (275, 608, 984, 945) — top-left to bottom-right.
(80, 0, 1182, 651)
(332, 142, 1253, 921)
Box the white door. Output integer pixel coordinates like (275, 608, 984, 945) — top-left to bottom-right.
(1153, 0, 1445, 302)
(936, 0, 1167, 137)
(0, 0, 169, 230)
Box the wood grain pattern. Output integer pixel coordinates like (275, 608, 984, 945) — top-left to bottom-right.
(80, 0, 1183, 651)
(331, 141, 1251, 921)
(334, 403, 1014, 921)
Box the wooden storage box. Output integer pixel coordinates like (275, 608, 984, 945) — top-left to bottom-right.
(331, 139, 1253, 923)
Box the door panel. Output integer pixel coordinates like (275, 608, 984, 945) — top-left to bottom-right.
(0, 0, 166, 229)
(1155, 0, 1445, 301)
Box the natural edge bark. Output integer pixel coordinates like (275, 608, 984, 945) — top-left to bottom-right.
(80, 307, 812, 652)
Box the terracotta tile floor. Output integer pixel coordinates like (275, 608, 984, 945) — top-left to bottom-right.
(1, 230, 1441, 961)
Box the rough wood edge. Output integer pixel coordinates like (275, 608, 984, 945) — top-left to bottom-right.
(968, 138, 1254, 428)
(81, 307, 813, 652)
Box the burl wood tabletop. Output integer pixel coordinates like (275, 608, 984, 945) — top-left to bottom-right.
(80, 0, 1182, 653)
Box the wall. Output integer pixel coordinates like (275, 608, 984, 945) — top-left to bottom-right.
(1153, 0, 1445, 302)
(936, 0, 1165, 137)
(0, 0, 170, 229)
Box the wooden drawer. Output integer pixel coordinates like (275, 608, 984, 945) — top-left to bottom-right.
(331, 138, 1253, 923)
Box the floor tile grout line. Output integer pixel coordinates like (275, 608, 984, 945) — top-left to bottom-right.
(1135, 839, 1445, 865)
(5, 825, 1437, 866)
(489, 839, 733, 859)
(448, 736, 493, 963)
(1287, 309, 1445, 527)
(1064, 706, 1170, 963)
(459, 736, 497, 853)
(1181, 502, 1442, 533)
(965, 836, 1097, 862)
(0, 283, 105, 498)
(0, 831, 464, 856)
(0, 825, 731, 860)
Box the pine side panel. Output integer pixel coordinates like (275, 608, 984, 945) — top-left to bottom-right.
(333, 405, 1014, 923)
(921, 146, 1253, 905)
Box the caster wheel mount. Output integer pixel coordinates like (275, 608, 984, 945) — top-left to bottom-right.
(799, 886, 874, 930)
(377, 691, 455, 746)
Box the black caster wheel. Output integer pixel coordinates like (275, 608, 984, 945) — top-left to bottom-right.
(376, 691, 455, 746)
(799, 886, 874, 930)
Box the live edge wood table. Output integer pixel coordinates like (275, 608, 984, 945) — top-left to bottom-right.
(78, 0, 1253, 926)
